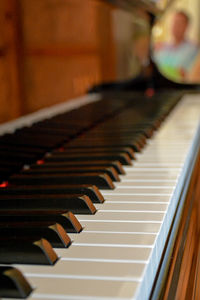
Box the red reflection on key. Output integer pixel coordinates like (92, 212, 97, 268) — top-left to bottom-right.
(0, 181, 8, 188)
(37, 160, 44, 165)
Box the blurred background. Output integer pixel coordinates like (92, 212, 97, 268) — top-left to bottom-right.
(152, 0, 200, 83)
(0, 0, 198, 124)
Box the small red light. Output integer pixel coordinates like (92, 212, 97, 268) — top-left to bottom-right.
(145, 88, 155, 98)
(0, 181, 8, 188)
(37, 159, 44, 165)
(58, 147, 64, 152)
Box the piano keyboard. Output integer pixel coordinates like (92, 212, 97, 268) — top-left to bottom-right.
(0, 92, 200, 300)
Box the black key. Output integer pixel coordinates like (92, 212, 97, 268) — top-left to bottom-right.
(0, 194, 96, 214)
(0, 238, 58, 265)
(0, 150, 37, 163)
(133, 127, 154, 138)
(87, 127, 152, 138)
(31, 160, 125, 175)
(22, 166, 120, 182)
(0, 167, 13, 179)
(31, 124, 80, 136)
(0, 184, 104, 203)
(16, 127, 73, 139)
(0, 224, 71, 248)
(10, 173, 115, 189)
(0, 210, 82, 233)
(0, 134, 59, 149)
(0, 266, 32, 298)
(33, 120, 83, 133)
(80, 133, 146, 148)
(45, 152, 132, 165)
(0, 144, 45, 155)
(0, 162, 25, 182)
(0, 160, 23, 169)
(13, 132, 68, 146)
(66, 139, 141, 152)
(55, 146, 135, 159)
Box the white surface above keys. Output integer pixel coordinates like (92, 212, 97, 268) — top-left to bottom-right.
(94, 202, 168, 210)
(4, 94, 200, 300)
(69, 232, 157, 246)
(21, 259, 147, 279)
(25, 277, 140, 300)
(95, 194, 171, 202)
(78, 211, 165, 222)
(78, 221, 161, 233)
(116, 180, 177, 186)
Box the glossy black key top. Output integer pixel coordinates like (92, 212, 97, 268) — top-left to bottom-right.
(0, 266, 32, 298)
(28, 125, 79, 137)
(16, 127, 72, 139)
(55, 146, 135, 159)
(0, 134, 59, 149)
(66, 139, 141, 152)
(0, 167, 13, 179)
(0, 224, 71, 248)
(32, 160, 125, 175)
(45, 152, 132, 165)
(0, 184, 104, 203)
(0, 150, 37, 163)
(0, 144, 45, 155)
(22, 166, 120, 182)
(0, 238, 58, 265)
(0, 210, 82, 233)
(87, 127, 152, 139)
(10, 173, 115, 189)
(80, 133, 146, 148)
(0, 194, 96, 214)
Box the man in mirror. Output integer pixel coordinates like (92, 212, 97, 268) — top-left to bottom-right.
(153, 10, 198, 82)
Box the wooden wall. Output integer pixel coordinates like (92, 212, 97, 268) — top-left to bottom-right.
(0, 0, 24, 122)
(0, 0, 116, 123)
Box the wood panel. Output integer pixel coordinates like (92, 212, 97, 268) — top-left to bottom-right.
(0, 0, 116, 122)
(21, 0, 99, 47)
(0, 0, 24, 123)
(20, 0, 116, 114)
(24, 55, 101, 112)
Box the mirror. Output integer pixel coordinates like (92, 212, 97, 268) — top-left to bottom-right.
(101, 0, 200, 90)
(151, 0, 200, 83)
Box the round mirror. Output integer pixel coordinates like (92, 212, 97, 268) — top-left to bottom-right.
(152, 0, 200, 83)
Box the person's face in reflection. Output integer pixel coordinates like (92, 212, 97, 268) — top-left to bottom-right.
(171, 12, 189, 45)
(134, 35, 150, 64)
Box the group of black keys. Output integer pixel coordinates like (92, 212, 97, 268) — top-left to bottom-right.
(0, 91, 183, 298)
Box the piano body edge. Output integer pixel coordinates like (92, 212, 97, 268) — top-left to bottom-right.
(150, 122, 200, 300)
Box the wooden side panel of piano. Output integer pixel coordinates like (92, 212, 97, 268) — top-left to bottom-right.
(0, 0, 117, 123)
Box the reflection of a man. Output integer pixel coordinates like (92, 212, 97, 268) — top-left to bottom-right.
(89, 10, 200, 95)
(154, 11, 198, 82)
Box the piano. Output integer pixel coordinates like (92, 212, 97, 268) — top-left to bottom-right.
(0, 0, 200, 299)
